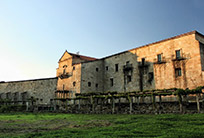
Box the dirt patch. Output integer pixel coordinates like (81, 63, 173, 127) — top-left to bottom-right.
(0, 119, 75, 135)
(71, 120, 112, 128)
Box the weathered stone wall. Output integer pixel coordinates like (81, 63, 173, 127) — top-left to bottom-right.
(0, 77, 57, 104)
(81, 60, 104, 93)
(56, 52, 82, 98)
(129, 32, 204, 89)
(71, 32, 204, 94)
(103, 52, 155, 92)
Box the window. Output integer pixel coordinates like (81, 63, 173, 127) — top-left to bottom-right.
(176, 50, 181, 59)
(63, 65, 67, 74)
(115, 64, 119, 72)
(63, 84, 65, 90)
(142, 58, 145, 65)
(73, 66, 75, 70)
(96, 68, 99, 72)
(63, 68, 66, 74)
(73, 81, 76, 87)
(88, 82, 91, 87)
(148, 72, 154, 82)
(157, 54, 162, 62)
(95, 83, 98, 88)
(127, 75, 132, 83)
(175, 68, 182, 77)
(126, 61, 130, 64)
(106, 66, 109, 71)
(110, 78, 114, 86)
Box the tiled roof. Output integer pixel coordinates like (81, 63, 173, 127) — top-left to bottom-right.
(69, 52, 97, 61)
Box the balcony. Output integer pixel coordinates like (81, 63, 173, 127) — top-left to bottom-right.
(58, 72, 73, 79)
(123, 64, 133, 72)
(171, 54, 186, 61)
(153, 58, 166, 64)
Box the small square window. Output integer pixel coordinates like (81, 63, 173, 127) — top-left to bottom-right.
(176, 50, 181, 59)
(88, 82, 91, 87)
(73, 66, 75, 70)
(175, 68, 182, 77)
(95, 83, 98, 88)
(96, 68, 99, 72)
(157, 54, 162, 62)
(106, 66, 108, 71)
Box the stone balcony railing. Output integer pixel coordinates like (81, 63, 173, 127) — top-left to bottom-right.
(58, 72, 73, 79)
(153, 57, 167, 64)
(171, 54, 187, 61)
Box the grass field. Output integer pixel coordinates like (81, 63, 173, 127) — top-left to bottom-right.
(0, 113, 204, 138)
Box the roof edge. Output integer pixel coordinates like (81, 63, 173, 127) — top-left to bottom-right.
(1, 77, 58, 83)
(101, 30, 200, 60)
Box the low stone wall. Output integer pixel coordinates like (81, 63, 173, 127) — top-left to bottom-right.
(0, 77, 58, 105)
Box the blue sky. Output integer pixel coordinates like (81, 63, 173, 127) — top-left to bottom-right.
(0, 0, 204, 81)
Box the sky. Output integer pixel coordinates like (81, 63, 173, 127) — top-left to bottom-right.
(0, 0, 204, 81)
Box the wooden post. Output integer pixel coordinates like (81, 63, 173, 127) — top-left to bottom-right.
(101, 98, 104, 113)
(65, 99, 68, 111)
(78, 99, 81, 110)
(177, 95, 183, 113)
(26, 101, 29, 111)
(118, 98, 121, 113)
(112, 97, 115, 114)
(196, 93, 200, 113)
(152, 95, 156, 113)
(159, 95, 162, 105)
(130, 97, 133, 114)
(91, 96, 94, 112)
(159, 95, 162, 114)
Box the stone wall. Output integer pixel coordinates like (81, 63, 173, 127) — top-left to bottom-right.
(81, 60, 104, 93)
(0, 77, 57, 105)
(129, 32, 204, 89)
(76, 31, 204, 94)
(103, 51, 155, 92)
(56, 52, 82, 98)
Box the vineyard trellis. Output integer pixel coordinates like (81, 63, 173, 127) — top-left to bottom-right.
(54, 86, 204, 114)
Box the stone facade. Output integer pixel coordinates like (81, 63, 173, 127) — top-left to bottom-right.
(129, 31, 204, 90)
(56, 52, 97, 98)
(56, 30, 204, 97)
(0, 77, 57, 105)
